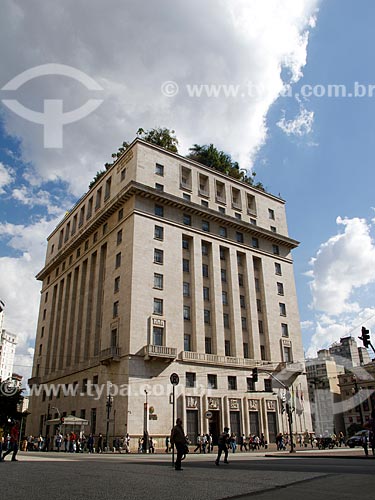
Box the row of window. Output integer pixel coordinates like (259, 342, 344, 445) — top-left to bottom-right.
(185, 372, 273, 392)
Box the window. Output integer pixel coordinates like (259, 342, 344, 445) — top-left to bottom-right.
(250, 218, 257, 225)
(95, 188, 102, 210)
(103, 223, 108, 235)
(258, 320, 264, 334)
(183, 259, 190, 272)
(184, 334, 191, 352)
(270, 226, 276, 233)
(205, 337, 212, 354)
(154, 273, 163, 290)
(202, 220, 210, 232)
(115, 252, 121, 268)
(255, 278, 260, 292)
(41, 326, 44, 338)
(272, 244, 280, 256)
(153, 298, 163, 315)
(203, 287, 210, 301)
(64, 222, 70, 242)
(252, 237, 259, 248)
(180, 166, 192, 189)
(182, 237, 189, 249)
(183, 305, 191, 321)
(247, 377, 255, 391)
(154, 225, 164, 240)
(221, 269, 227, 282)
(237, 254, 243, 267)
(277, 282, 284, 295)
(38, 344, 42, 355)
(247, 194, 256, 215)
(243, 343, 249, 358)
(202, 242, 209, 255)
(216, 180, 226, 202)
(218, 206, 225, 214)
(121, 168, 126, 181)
(155, 204, 164, 217)
(225, 340, 231, 356)
(153, 326, 163, 346)
(219, 247, 226, 260)
(235, 213, 241, 220)
(186, 372, 196, 388)
(87, 197, 93, 219)
(238, 274, 244, 286)
(155, 163, 164, 176)
(79, 207, 85, 227)
(183, 214, 191, 225)
(183, 193, 191, 201)
(114, 276, 120, 293)
(222, 291, 228, 305)
(279, 303, 287, 316)
(240, 295, 245, 308)
(236, 231, 244, 243)
(202, 264, 209, 278)
(264, 379, 272, 392)
(201, 200, 209, 207)
(84, 241, 88, 251)
(223, 314, 229, 328)
(228, 376, 237, 390)
(183, 282, 190, 296)
(155, 183, 164, 191)
(113, 301, 119, 318)
(275, 263, 282, 276)
(204, 309, 211, 324)
(283, 346, 292, 362)
(256, 299, 262, 313)
(154, 249, 164, 264)
(208, 374, 217, 389)
(219, 226, 227, 238)
(93, 232, 98, 243)
(198, 174, 209, 196)
(104, 177, 111, 200)
(241, 317, 247, 330)
(51, 244, 54, 254)
(268, 208, 275, 220)
(117, 230, 123, 245)
(281, 323, 289, 337)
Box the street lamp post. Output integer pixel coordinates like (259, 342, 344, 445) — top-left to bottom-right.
(105, 395, 113, 452)
(143, 390, 149, 453)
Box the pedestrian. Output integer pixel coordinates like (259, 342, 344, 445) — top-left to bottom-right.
(170, 417, 187, 471)
(0, 424, 4, 459)
(149, 437, 155, 453)
(87, 434, 94, 453)
(215, 427, 230, 465)
(55, 432, 63, 452)
(229, 433, 237, 453)
(2, 421, 20, 462)
(97, 433, 103, 453)
(194, 434, 201, 453)
(165, 435, 170, 453)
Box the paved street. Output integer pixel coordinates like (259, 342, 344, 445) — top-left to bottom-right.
(1, 450, 374, 500)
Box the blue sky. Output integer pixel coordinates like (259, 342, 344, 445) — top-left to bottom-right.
(1, 0, 375, 380)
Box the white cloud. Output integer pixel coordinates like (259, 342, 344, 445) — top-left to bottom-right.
(277, 105, 314, 136)
(0, 0, 319, 196)
(11, 185, 63, 215)
(0, 162, 14, 194)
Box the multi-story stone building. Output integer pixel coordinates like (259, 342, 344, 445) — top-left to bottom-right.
(329, 336, 371, 369)
(28, 138, 312, 447)
(0, 329, 17, 382)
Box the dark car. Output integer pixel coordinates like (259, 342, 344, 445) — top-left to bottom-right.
(346, 430, 370, 448)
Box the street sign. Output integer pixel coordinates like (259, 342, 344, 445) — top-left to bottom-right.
(170, 373, 179, 386)
(205, 411, 213, 419)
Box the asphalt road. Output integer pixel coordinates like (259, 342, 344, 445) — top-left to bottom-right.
(1, 450, 374, 500)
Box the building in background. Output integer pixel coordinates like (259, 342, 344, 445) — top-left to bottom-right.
(0, 329, 17, 382)
(329, 336, 371, 369)
(28, 138, 312, 446)
(306, 349, 345, 436)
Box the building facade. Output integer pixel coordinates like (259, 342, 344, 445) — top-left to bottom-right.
(329, 336, 371, 369)
(28, 138, 312, 447)
(0, 329, 17, 382)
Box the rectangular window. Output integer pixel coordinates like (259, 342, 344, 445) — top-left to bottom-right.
(95, 188, 102, 210)
(228, 376, 237, 390)
(207, 374, 217, 390)
(202, 220, 210, 232)
(153, 298, 163, 315)
(153, 326, 163, 346)
(103, 223, 108, 235)
(155, 163, 164, 176)
(183, 282, 190, 296)
(113, 301, 119, 318)
(279, 303, 286, 316)
(270, 226, 276, 233)
(182, 237, 189, 249)
(183, 193, 191, 201)
(264, 379, 272, 392)
(202, 264, 209, 278)
(154, 249, 164, 264)
(281, 323, 289, 337)
(219, 226, 227, 238)
(221, 269, 227, 282)
(235, 213, 241, 220)
(247, 194, 256, 215)
(275, 262, 282, 275)
(87, 197, 93, 219)
(111, 328, 117, 347)
(236, 231, 244, 243)
(268, 208, 275, 220)
(222, 291, 228, 305)
(183, 214, 191, 225)
(121, 168, 126, 181)
(238, 274, 244, 286)
(114, 276, 120, 293)
(104, 177, 111, 200)
(216, 180, 226, 203)
(225, 340, 231, 356)
(218, 206, 225, 214)
(72, 214, 77, 235)
(240, 295, 245, 308)
(241, 317, 247, 330)
(219, 247, 226, 260)
(204, 309, 211, 324)
(155, 204, 164, 217)
(252, 237, 259, 248)
(203, 287, 209, 301)
(223, 313, 229, 328)
(254, 278, 260, 292)
(201, 200, 209, 207)
(256, 299, 262, 313)
(258, 320, 264, 334)
(180, 166, 192, 189)
(202, 242, 209, 255)
(154, 225, 164, 240)
(205, 337, 212, 354)
(117, 230, 123, 245)
(247, 377, 255, 391)
(250, 218, 257, 225)
(64, 223, 70, 242)
(183, 305, 191, 321)
(184, 334, 191, 352)
(243, 343, 249, 358)
(237, 254, 243, 267)
(115, 252, 121, 268)
(198, 174, 209, 196)
(284, 346, 292, 362)
(186, 372, 196, 388)
(183, 259, 190, 272)
(93, 232, 98, 243)
(272, 244, 280, 256)
(79, 206, 85, 227)
(277, 282, 284, 295)
(155, 183, 164, 191)
(154, 273, 164, 290)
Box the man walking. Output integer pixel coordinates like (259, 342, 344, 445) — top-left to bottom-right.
(170, 417, 186, 471)
(2, 421, 20, 462)
(215, 427, 230, 466)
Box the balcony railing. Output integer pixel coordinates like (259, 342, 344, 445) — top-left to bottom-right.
(144, 344, 177, 360)
(180, 351, 258, 368)
(99, 346, 121, 364)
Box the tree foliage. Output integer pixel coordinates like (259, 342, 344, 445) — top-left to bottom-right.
(89, 170, 106, 189)
(0, 387, 24, 426)
(136, 127, 179, 153)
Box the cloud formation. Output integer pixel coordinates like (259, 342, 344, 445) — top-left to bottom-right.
(0, 162, 14, 194)
(277, 105, 314, 136)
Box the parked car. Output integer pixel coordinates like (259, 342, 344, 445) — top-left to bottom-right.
(346, 430, 370, 448)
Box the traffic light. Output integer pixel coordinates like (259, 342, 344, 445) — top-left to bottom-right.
(359, 327, 371, 348)
(60, 416, 65, 424)
(252, 367, 258, 382)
